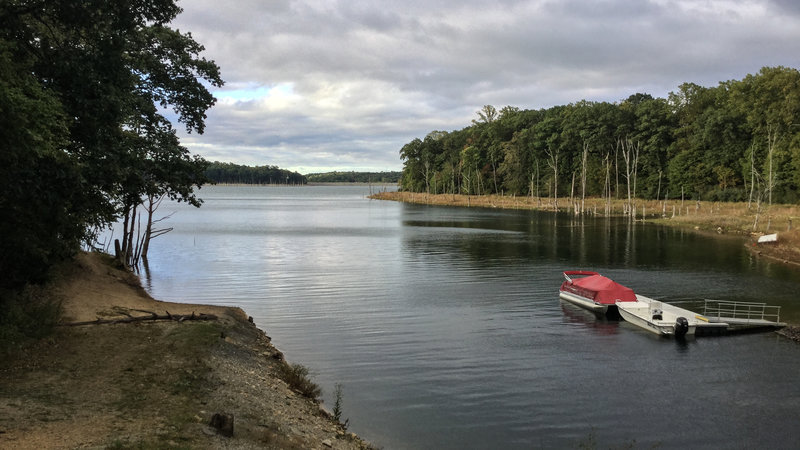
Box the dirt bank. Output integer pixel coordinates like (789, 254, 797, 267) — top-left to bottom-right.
(0, 252, 373, 449)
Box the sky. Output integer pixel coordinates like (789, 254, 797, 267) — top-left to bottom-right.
(171, 0, 800, 174)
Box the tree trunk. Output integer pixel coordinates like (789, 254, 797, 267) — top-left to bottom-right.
(748, 144, 755, 209)
(546, 146, 559, 210)
(142, 194, 155, 259)
(491, 153, 498, 194)
(581, 141, 588, 214)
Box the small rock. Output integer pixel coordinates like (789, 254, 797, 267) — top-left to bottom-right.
(322, 439, 333, 448)
(209, 412, 234, 437)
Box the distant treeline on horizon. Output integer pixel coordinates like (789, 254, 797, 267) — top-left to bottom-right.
(306, 171, 401, 183)
(205, 162, 307, 185)
(205, 162, 401, 185)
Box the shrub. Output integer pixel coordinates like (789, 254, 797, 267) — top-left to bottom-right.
(0, 284, 62, 358)
(278, 363, 322, 399)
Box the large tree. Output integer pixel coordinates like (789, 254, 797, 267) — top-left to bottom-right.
(0, 0, 222, 287)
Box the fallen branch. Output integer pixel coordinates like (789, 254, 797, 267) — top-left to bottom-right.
(60, 311, 218, 327)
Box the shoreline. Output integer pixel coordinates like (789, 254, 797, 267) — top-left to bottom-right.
(0, 252, 374, 449)
(208, 182, 399, 187)
(369, 191, 800, 267)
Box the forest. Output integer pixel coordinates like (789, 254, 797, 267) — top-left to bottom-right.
(399, 67, 800, 210)
(205, 162, 306, 185)
(1, 1, 221, 290)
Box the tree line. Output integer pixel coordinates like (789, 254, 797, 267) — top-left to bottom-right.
(306, 171, 401, 183)
(1, 1, 221, 290)
(205, 162, 307, 185)
(399, 66, 800, 212)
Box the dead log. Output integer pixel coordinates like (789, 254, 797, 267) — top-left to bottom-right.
(60, 312, 218, 327)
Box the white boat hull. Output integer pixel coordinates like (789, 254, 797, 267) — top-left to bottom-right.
(617, 295, 699, 337)
(559, 291, 608, 314)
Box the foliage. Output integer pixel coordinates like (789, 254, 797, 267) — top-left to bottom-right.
(205, 161, 307, 184)
(399, 67, 800, 205)
(0, 0, 222, 288)
(278, 362, 322, 399)
(0, 284, 62, 359)
(306, 171, 401, 183)
(332, 382, 349, 430)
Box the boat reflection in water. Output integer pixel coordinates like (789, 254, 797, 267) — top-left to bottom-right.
(559, 300, 620, 336)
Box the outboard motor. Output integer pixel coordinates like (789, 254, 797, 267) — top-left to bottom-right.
(675, 317, 690, 338)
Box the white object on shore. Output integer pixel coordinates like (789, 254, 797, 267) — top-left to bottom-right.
(757, 233, 778, 244)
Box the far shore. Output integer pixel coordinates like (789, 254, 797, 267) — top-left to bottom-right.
(207, 181, 399, 187)
(369, 191, 800, 267)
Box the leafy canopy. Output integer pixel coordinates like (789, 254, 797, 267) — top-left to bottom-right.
(0, 0, 223, 289)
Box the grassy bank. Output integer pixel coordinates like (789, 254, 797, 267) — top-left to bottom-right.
(370, 191, 800, 265)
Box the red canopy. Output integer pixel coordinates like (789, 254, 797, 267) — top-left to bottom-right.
(567, 274, 637, 304)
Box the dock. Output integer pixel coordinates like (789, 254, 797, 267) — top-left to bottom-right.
(693, 299, 786, 335)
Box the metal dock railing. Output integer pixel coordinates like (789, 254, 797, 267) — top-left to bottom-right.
(701, 299, 785, 328)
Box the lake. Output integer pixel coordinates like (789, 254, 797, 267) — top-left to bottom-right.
(137, 185, 800, 449)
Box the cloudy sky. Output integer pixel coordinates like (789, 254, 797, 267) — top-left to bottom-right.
(171, 0, 800, 174)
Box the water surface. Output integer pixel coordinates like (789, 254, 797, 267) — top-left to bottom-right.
(139, 186, 800, 449)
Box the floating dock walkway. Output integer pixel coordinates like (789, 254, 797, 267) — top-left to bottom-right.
(700, 299, 786, 331)
(688, 299, 786, 336)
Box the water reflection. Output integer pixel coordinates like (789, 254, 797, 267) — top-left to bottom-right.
(559, 301, 620, 336)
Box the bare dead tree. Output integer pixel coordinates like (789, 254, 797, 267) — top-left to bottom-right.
(535, 159, 541, 207)
(752, 169, 767, 231)
(581, 141, 588, 215)
(765, 124, 780, 206)
(545, 145, 560, 210)
(656, 170, 662, 203)
(423, 159, 431, 194)
(620, 138, 640, 218)
(604, 152, 611, 215)
(570, 171, 576, 214)
(613, 141, 620, 199)
(141, 193, 175, 260)
(490, 150, 499, 194)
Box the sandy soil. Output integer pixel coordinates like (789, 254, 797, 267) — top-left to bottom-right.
(0, 252, 373, 449)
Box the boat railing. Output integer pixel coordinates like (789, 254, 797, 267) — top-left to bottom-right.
(702, 299, 781, 323)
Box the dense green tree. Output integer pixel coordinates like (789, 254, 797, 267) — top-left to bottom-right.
(207, 162, 307, 184)
(398, 67, 800, 206)
(730, 66, 800, 203)
(1, 0, 222, 287)
(0, 39, 82, 287)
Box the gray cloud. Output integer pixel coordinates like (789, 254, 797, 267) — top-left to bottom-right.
(171, 0, 800, 172)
